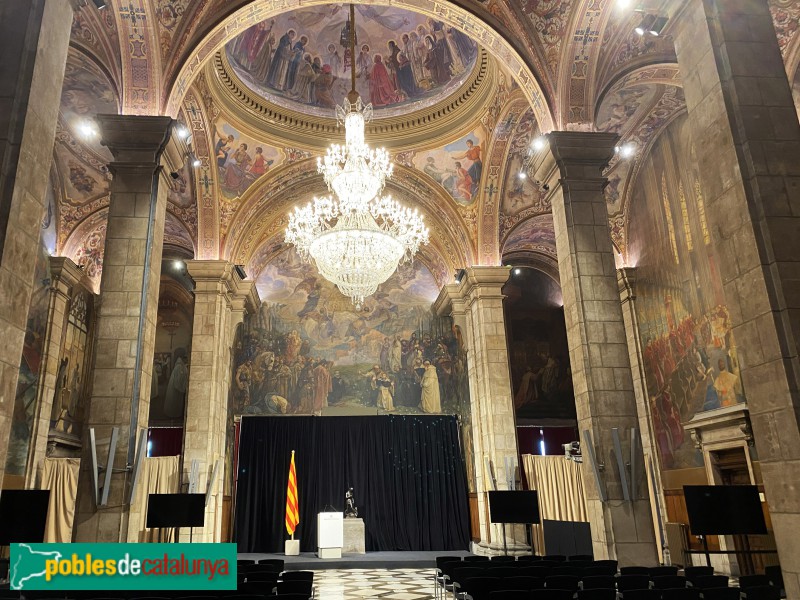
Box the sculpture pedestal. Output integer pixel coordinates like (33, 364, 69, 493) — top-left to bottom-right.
(285, 539, 300, 556)
(343, 518, 366, 554)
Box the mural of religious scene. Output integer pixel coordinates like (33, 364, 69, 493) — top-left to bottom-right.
(412, 129, 484, 205)
(6, 225, 51, 479)
(499, 110, 548, 220)
(230, 247, 470, 419)
(502, 215, 556, 259)
(50, 290, 92, 442)
(503, 267, 576, 422)
(225, 5, 478, 117)
(149, 273, 194, 426)
(214, 119, 282, 199)
(627, 114, 746, 471)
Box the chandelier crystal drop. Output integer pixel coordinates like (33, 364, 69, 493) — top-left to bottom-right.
(285, 5, 428, 310)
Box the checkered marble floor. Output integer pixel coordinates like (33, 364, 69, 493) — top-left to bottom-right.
(313, 568, 434, 600)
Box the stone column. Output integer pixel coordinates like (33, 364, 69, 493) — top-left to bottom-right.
(0, 0, 73, 488)
(673, 0, 800, 591)
(182, 260, 258, 542)
(617, 267, 668, 562)
(24, 257, 90, 487)
(531, 132, 658, 565)
(436, 267, 528, 554)
(74, 116, 184, 543)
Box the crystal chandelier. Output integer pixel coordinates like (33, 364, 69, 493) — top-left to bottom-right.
(285, 5, 428, 309)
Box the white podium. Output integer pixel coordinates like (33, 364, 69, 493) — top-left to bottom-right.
(317, 511, 343, 559)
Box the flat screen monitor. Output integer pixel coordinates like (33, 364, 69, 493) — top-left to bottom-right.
(0, 489, 51, 545)
(683, 485, 767, 536)
(488, 490, 540, 524)
(146, 493, 205, 528)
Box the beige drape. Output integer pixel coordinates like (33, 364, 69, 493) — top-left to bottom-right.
(41, 458, 80, 543)
(522, 454, 588, 554)
(133, 455, 181, 542)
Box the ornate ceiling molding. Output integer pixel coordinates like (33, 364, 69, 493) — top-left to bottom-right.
(163, 0, 554, 132)
(206, 47, 497, 151)
(112, 0, 162, 114)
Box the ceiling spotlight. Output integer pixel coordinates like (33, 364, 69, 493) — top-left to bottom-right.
(514, 268, 522, 275)
(619, 142, 637, 158)
(649, 16, 668, 36)
(192, 158, 201, 167)
(635, 13, 657, 36)
(176, 125, 190, 140)
(531, 136, 547, 151)
(518, 171, 527, 180)
(91, 0, 107, 8)
(76, 120, 98, 139)
(617, 0, 633, 8)
(173, 260, 184, 271)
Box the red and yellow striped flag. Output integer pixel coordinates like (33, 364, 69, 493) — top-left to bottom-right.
(285, 450, 299, 536)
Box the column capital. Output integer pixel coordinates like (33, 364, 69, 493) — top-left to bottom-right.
(49, 256, 91, 295)
(458, 266, 511, 302)
(433, 283, 465, 317)
(531, 131, 619, 193)
(96, 115, 185, 170)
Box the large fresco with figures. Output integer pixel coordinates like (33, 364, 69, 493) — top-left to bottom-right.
(412, 128, 485, 205)
(225, 5, 478, 117)
(503, 268, 576, 422)
(227, 246, 476, 490)
(627, 114, 746, 471)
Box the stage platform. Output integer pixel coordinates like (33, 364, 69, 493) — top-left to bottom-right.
(238, 550, 472, 570)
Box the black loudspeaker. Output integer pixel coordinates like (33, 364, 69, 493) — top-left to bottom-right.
(146, 493, 205, 528)
(542, 519, 593, 557)
(488, 490, 540, 524)
(683, 485, 767, 536)
(0, 490, 51, 544)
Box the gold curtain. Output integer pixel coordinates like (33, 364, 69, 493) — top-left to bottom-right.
(41, 457, 80, 543)
(522, 454, 588, 554)
(133, 455, 181, 543)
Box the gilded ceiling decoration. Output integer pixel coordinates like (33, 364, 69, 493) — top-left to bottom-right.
(51, 0, 800, 292)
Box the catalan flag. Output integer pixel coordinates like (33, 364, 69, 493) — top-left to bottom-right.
(285, 450, 299, 536)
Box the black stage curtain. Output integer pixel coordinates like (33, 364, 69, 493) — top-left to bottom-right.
(235, 415, 470, 553)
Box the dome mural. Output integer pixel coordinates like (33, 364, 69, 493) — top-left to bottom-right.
(225, 4, 479, 118)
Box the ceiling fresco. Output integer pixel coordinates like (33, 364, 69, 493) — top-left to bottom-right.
(225, 5, 479, 118)
(45, 0, 800, 294)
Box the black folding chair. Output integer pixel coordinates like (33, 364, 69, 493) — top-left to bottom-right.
(529, 590, 575, 600)
(620, 566, 651, 576)
(765, 565, 784, 593)
(576, 590, 616, 600)
(743, 586, 779, 600)
(620, 591, 659, 600)
(694, 575, 730, 589)
(275, 581, 312, 597)
(581, 575, 616, 590)
(653, 575, 688, 589)
(545, 575, 580, 592)
(738, 575, 770, 590)
(661, 589, 702, 600)
(463, 556, 491, 562)
(593, 560, 618, 571)
(649, 566, 680, 578)
(437, 558, 465, 600)
(551, 566, 582, 577)
(543, 555, 567, 563)
(237, 559, 256, 566)
(570, 555, 594, 562)
(280, 571, 314, 583)
(257, 558, 285, 570)
(489, 592, 529, 600)
(490, 556, 517, 562)
(452, 567, 486, 599)
(617, 575, 651, 592)
(583, 566, 617, 578)
(696, 588, 740, 600)
(502, 576, 544, 591)
(462, 576, 501, 600)
(683, 566, 714, 582)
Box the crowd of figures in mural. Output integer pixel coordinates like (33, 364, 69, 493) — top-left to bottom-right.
(228, 248, 470, 417)
(226, 5, 478, 111)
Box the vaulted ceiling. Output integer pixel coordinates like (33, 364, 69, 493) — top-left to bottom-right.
(54, 0, 800, 291)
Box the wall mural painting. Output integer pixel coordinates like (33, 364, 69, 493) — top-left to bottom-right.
(502, 215, 557, 258)
(61, 48, 118, 160)
(412, 129, 485, 205)
(503, 268, 575, 422)
(595, 84, 656, 135)
(231, 247, 470, 416)
(628, 115, 745, 471)
(149, 280, 194, 427)
(213, 120, 282, 199)
(225, 5, 479, 117)
(6, 228, 51, 478)
(499, 110, 549, 228)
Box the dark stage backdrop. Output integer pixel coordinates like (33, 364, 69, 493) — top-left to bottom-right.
(235, 415, 470, 553)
